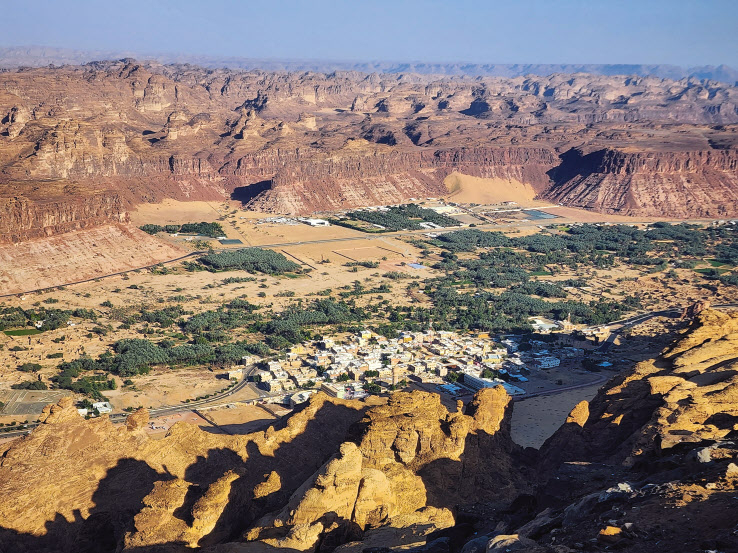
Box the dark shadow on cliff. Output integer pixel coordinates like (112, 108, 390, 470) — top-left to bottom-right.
(0, 457, 171, 553)
(198, 416, 276, 435)
(195, 401, 368, 547)
(546, 148, 601, 185)
(231, 180, 271, 205)
(0, 398, 367, 553)
(414, 426, 536, 519)
(459, 99, 491, 117)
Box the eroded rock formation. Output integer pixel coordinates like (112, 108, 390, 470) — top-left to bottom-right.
(1, 60, 737, 241)
(1, 311, 738, 553)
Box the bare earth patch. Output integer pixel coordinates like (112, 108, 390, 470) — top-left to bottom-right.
(128, 199, 231, 226)
(511, 384, 601, 448)
(0, 224, 188, 295)
(105, 367, 233, 411)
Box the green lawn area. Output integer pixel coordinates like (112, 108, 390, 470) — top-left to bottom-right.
(3, 329, 42, 336)
(694, 268, 729, 275)
(706, 258, 728, 267)
(529, 270, 553, 276)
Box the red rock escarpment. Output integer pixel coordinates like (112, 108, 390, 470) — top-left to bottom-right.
(0, 190, 129, 243)
(543, 148, 738, 217)
(2, 60, 738, 228)
(247, 147, 558, 214)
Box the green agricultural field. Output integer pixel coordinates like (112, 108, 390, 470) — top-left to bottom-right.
(695, 268, 729, 275)
(706, 258, 729, 267)
(4, 329, 42, 336)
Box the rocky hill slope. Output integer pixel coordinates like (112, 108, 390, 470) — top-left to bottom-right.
(1, 60, 737, 240)
(1, 309, 737, 552)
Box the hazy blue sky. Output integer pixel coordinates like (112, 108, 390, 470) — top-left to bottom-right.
(2, 0, 737, 66)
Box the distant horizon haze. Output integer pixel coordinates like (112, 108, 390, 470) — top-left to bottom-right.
(1, 45, 737, 83)
(1, 0, 737, 67)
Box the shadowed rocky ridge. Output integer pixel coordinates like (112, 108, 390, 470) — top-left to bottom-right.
(1, 309, 738, 552)
(1, 60, 738, 241)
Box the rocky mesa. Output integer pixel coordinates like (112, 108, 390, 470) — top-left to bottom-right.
(1, 60, 738, 241)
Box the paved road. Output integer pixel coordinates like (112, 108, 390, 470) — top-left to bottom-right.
(1, 365, 265, 439)
(598, 303, 738, 352)
(0, 226, 453, 298)
(517, 373, 610, 400)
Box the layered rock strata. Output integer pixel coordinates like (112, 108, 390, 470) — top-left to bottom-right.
(1, 60, 737, 234)
(544, 148, 738, 217)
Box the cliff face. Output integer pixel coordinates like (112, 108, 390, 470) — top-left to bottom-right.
(0, 190, 129, 242)
(1, 60, 738, 233)
(1, 311, 738, 552)
(544, 148, 738, 217)
(0, 394, 371, 552)
(0, 224, 189, 294)
(0, 388, 528, 553)
(539, 309, 738, 470)
(247, 147, 557, 214)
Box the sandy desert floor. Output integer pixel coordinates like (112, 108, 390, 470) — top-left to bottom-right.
(144, 403, 280, 437)
(128, 199, 232, 226)
(510, 383, 602, 448)
(443, 173, 539, 206)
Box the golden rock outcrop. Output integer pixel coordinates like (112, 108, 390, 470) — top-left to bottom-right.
(3, 312, 738, 552)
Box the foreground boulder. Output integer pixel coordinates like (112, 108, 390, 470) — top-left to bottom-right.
(2, 310, 738, 552)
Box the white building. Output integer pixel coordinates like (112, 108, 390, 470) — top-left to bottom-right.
(530, 318, 558, 333)
(92, 402, 113, 414)
(227, 368, 244, 380)
(462, 374, 525, 396)
(289, 390, 315, 408)
(537, 356, 561, 369)
(502, 339, 519, 353)
(304, 218, 330, 227)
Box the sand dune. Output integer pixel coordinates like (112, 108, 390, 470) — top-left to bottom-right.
(443, 172, 538, 205)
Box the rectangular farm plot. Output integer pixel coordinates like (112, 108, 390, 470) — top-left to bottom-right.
(450, 213, 484, 225)
(522, 209, 559, 220)
(331, 246, 405, 263)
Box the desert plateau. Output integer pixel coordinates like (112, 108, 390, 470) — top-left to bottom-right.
(1, 2, 738, 552)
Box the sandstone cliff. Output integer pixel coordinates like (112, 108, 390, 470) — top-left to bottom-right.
(247, 147, 557, 214)
(2, 311, 738, 552)
(544, 147, 738, 218)
(0, 189, 129, 242)
(2, 60, 738, 233)
(0, 386, 526, 553)
(0, 393, 369, 552)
